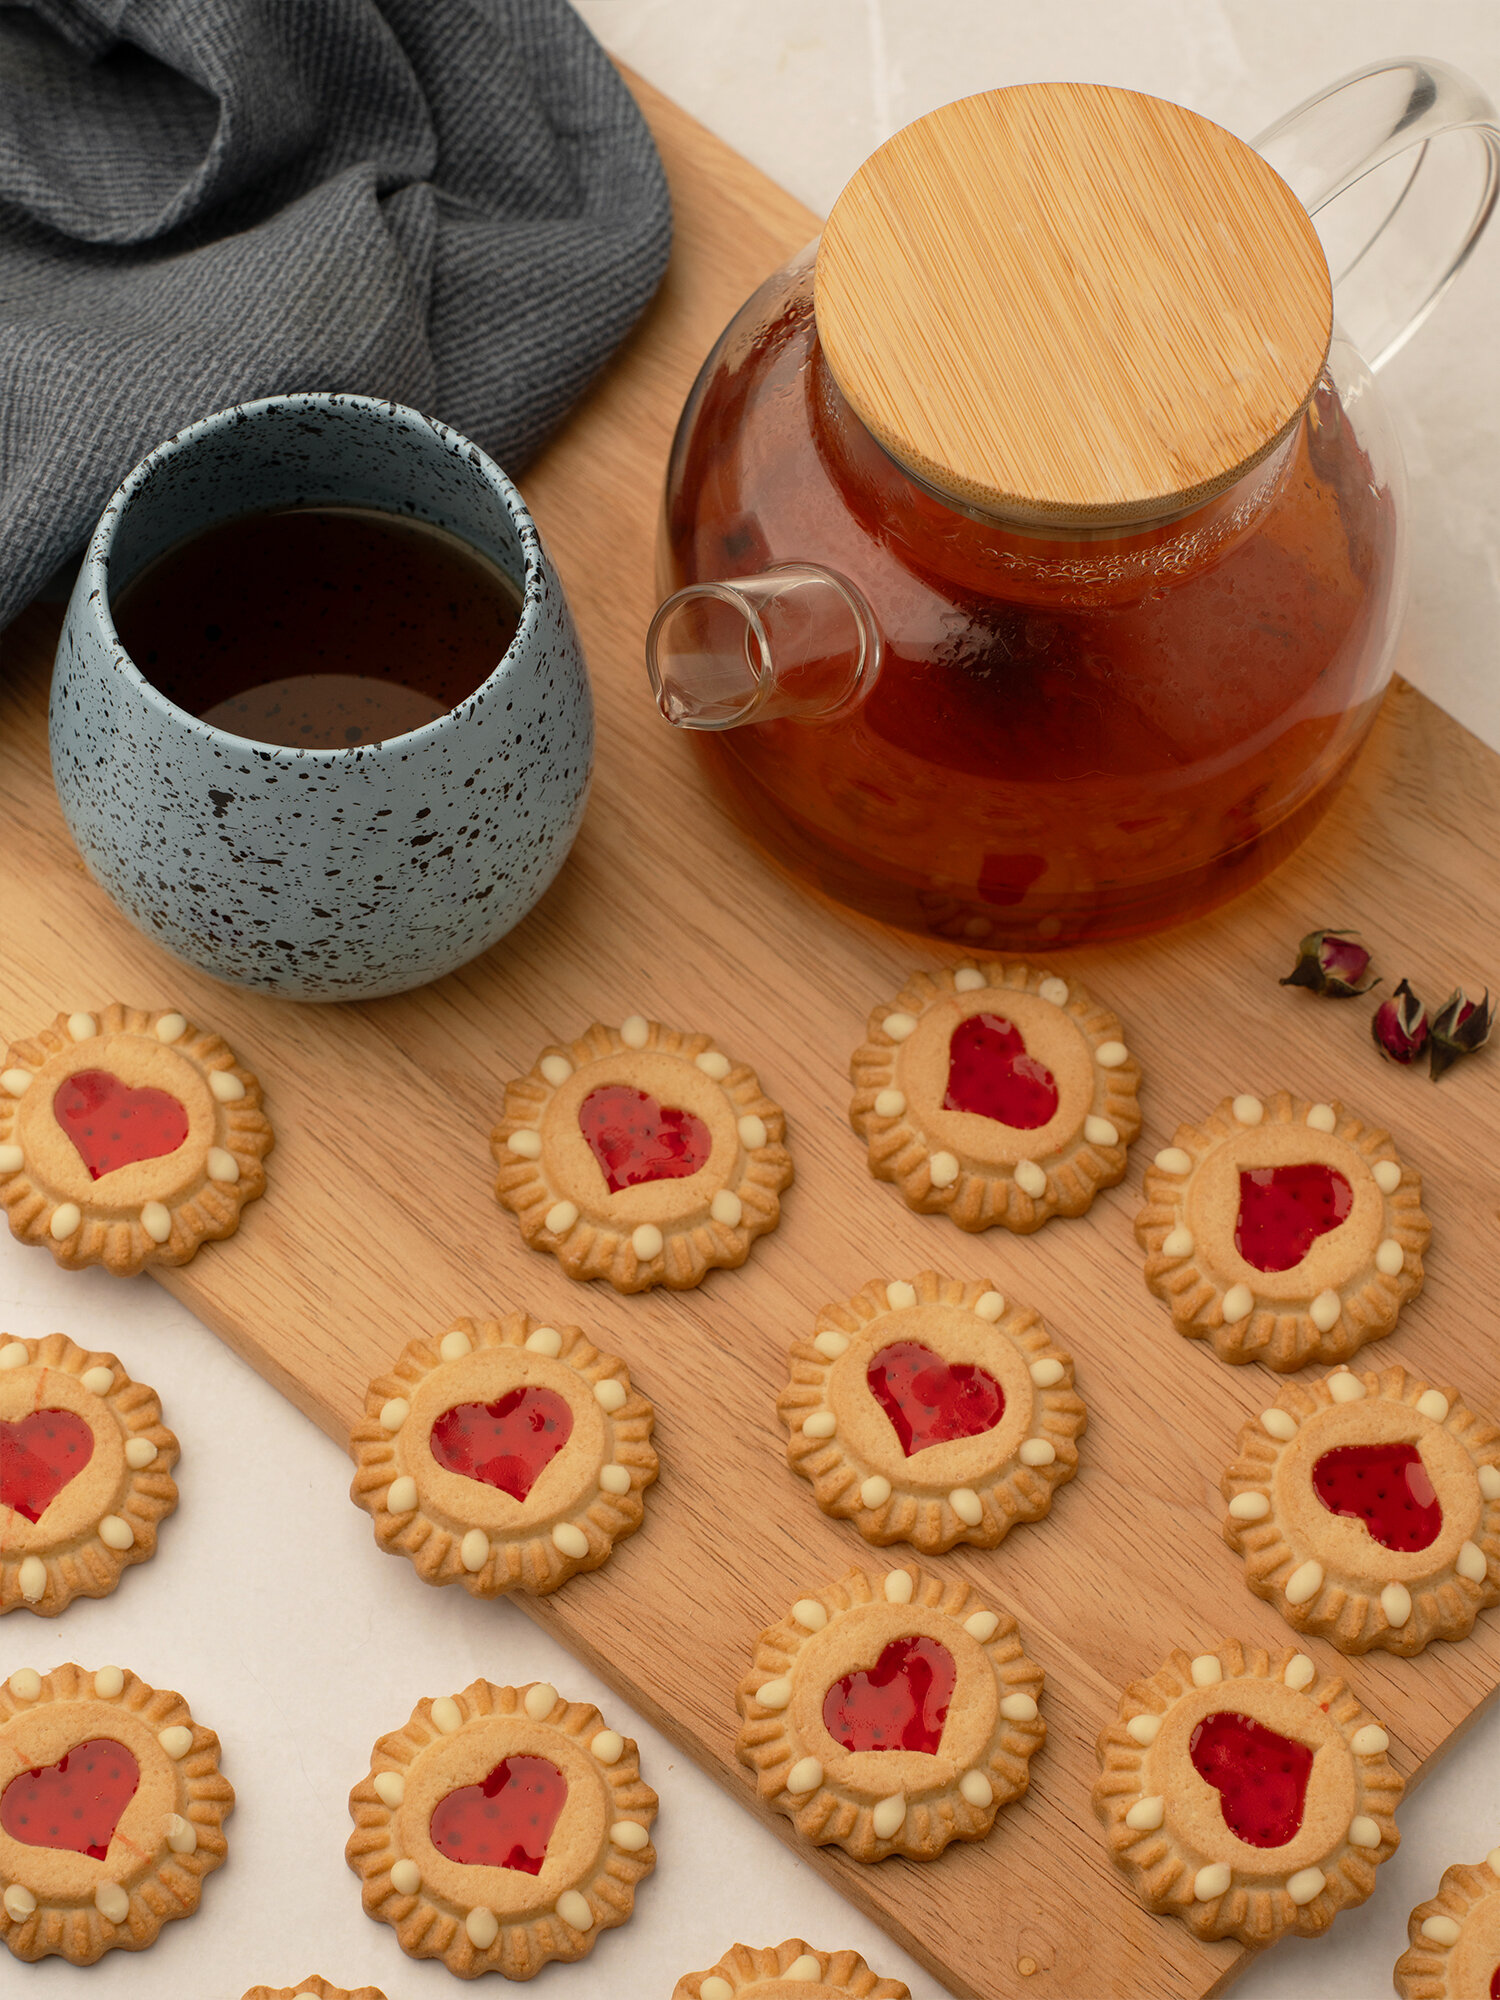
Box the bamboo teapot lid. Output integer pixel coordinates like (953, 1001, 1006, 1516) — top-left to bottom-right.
(814, 82, 1333, 527)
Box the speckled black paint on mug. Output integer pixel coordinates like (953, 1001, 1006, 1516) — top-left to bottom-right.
(50, 394, 593, 1001)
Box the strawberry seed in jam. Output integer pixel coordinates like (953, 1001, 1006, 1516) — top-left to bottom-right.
(0, 1738, 139, 1858)
(1311, 1441, 1442, 1552)
(53, 1070, 189, 1181)
(1235, 1162, 1353, 1273)
(429, 1754, 566, 1875)
(0, 1408, 94, 1521)
(578, 1084, 711, 1193)
(943, 1014, 1059, 1130)
(822, 1635, 956, 1755)
(1189, 1710, 1312, 1847)
(428, 1387, 574, 1503)
(866, 1341, 1004, 1456)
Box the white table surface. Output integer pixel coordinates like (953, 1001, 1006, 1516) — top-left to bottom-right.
(9, 5, 1500, 1998)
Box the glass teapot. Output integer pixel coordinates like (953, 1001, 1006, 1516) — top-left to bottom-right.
(648, 62, 1500, 946)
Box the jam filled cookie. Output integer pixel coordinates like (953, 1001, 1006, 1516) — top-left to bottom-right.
(1137, 1091, 1429, 1371)
(673, 1939, 911, 1999)
(243, 1985, 387, 2000)
(1394, 1853, 1500, 1999)
(349, 1314, 657, 1598)
(849, 963, 1140, 1233)
(0, 1662, 232, 1963)
(1093, 1638, 1402, 1947)
(735, 1564, 1044, 1863)
(492, 1016, 792, 1292)
(1223, 1363, 1500, 1656)
(347, 1678, 656, 1981)
(0, 1003, 271, 1275)
(777, 1273, 1084, 1553)
(1, 1334, 178, 1617)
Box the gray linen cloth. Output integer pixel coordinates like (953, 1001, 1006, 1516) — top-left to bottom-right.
(0, 0, 672, 626)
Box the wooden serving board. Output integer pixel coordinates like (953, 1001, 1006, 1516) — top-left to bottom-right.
(3, 70, 1500, 2000)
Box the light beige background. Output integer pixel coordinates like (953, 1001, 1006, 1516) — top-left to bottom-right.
(6, 6, 1499, 1998)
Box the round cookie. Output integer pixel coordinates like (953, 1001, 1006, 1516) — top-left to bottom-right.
(1222, 1363, 1500, 1655)
(349, 1313, 657, 1597)
(849, 962, 1141, 1233)
(1136, 1090, 1429, 1370)
(0, 1002, 272, 1275)
(492, 1015, 791, 1292)
(735, 1564, 1044, 1863)
(674, 1939, 911, 1998)
(1093, 1638, 1402, 1946)
(243, 1984, 388, 2000)
(0, 1662, 232, 1963)
(1, 1334, 178, 1616)
(777, 1273, 1084, 1553)
(1395, 1853, 1500, 1998)
(347, 1678, 655, 1980)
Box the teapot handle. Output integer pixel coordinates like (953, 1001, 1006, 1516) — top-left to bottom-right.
(1254, 58, 1500, 371)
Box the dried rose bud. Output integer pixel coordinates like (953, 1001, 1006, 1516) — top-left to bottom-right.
(1280, 928, 1378, 998)
(1371, 978, 1428, 1065)
(1429, 987, 1494, 1080)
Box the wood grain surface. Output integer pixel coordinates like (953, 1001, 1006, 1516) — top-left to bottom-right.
(3, 69, 1500, 2000)
(814, 81, 1332, 522)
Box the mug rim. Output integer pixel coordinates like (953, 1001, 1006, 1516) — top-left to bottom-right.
(83, 391, 545, 762)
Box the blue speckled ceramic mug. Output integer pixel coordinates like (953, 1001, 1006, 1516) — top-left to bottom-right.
(51, 393, 593, 1001)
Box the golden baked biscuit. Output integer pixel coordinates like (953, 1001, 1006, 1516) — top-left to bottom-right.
(1395, 1853, 1500, 1998)
(1, 1333, 178, 1616)
(1137, 1090, 1428, 1369)
(0, 1662, 232, 1963)
(674, 1938, 911, 1998)
(347, 1678, 655, 1979)
(0, 1002, 271, 1274)
(349, 1312, 657, 1597)
(242, 1983, 387, 1999)
(1223, 1362, 1500, 1654)
(778, 1272, 1083, 1553)
(849, 962, 1140, 1232)
(492, 1016, 791, 1291)
(1093, 1638, 1402, 1946)
(735, 1564, 1043, 1863)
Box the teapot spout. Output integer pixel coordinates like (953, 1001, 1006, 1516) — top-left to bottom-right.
(646, 562, 879, 729)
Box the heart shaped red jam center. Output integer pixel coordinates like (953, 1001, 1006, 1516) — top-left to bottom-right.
(1491, 1964, 1500, 2000)
(0, 1409, 95, 1522)
(1189, 1710, 1312, 1848)
(1311, 1441, 1442, 1552)
(578, 1083, 712, 1193)
(428, 1387, 574, 1503)
(1234, 1163, 1353, 1273)
(822, 1635, 956, 1755)
(53, 1069, 189, 1181)
(866, 1341, 1005, 1457)
(943, 1014, 1058, 1129)
(429, 1755, 566, 1874)
(0, 1738, 139, 1858)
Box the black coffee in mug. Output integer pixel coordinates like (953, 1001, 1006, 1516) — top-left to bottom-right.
(111, 504, 524, 747)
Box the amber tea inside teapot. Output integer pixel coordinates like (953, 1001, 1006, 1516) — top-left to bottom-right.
(648, 64, 1500, 946)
